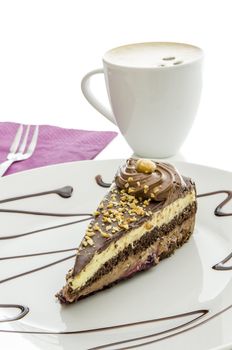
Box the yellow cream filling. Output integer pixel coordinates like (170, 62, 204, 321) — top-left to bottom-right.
(69, 190, 196, 290)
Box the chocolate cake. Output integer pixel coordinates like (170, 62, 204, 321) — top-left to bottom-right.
(57, 158, 197, 304)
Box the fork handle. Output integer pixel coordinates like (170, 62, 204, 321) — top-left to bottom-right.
(0, 159, 15, 177)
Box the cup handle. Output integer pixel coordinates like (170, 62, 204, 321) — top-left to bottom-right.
(81, 68, 116, 125)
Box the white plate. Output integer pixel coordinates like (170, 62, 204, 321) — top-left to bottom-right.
(0, 159, 232, 350)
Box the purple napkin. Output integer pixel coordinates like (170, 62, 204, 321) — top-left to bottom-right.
(0, 122, 117, 175)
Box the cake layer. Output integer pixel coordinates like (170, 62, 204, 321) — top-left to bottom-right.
(57, 159, 197, 305)
(60, 205, 196, 303)
(71, 171, 195, 280)
(68, 190, 195, 291)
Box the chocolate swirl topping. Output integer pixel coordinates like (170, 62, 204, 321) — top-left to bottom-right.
(115, 158, 185, 202)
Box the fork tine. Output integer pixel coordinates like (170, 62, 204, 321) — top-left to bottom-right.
(18, 125, 30, 153)
(9, 124, 24, 153)
(26, 125, 39, 155)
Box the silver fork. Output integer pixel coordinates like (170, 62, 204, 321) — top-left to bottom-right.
(0, 124, 39, 177)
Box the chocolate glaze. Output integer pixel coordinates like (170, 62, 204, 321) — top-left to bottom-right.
(72, 177, 193, 277)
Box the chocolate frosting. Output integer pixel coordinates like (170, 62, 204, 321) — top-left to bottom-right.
(115, 158, 186, 203)
(72, 161, 193, 278)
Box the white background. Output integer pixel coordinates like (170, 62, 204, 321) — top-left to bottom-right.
(0, 3, 232, 350)
(0, 0, 232, 170)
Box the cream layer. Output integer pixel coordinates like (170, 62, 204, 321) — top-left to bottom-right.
(69, 190, 196, 291)
(77, 215, 195, 299)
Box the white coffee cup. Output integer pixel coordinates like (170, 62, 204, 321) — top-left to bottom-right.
(81, 42, 203, 158)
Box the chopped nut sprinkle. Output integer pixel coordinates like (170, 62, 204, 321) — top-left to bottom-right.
(86, 237, 94, 246)
(134, 206, 145, 215)
(93, 223, 100, 231)
(129, 217, 137, 222)
(86, 231, 95, 237)
(118, 222, 129, 229)
(86, 183, 158, 241)
(128, 187, 135, 193)
(101, 232, 111, 238)
(129, 202, 136, 209)
(144, 185, 149, 194)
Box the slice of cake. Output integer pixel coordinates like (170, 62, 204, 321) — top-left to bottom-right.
(57, 158, 197, 304)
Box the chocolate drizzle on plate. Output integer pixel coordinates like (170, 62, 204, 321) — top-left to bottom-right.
(197, 190, 232, 216)
(0, 253, 76, 285)
(0, 304, 29, 323)
(0, 217, 91, 240)
(0, 185, 90, 318)
(0, 186, 92, 240)
(0, 171, 231, 349)
(0, 186, 89, 217)
(197, 190, 232, 270)
(95, 175, 111, 188)
(0, 186, 74, 204)
(213, 252, 232, 271)
(0, 309, 208, 337)
(87, 309, 208, 350)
